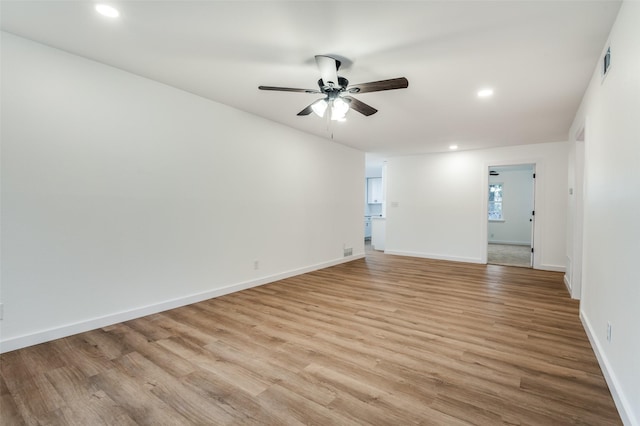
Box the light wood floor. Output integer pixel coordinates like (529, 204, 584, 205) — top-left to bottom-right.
(1, 251, 621, 425)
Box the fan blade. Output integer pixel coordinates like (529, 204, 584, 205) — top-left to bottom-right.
(297, 104, 314, 116)
(298, 98, 328, 116)
(347, 77, 409, 94)
(343, 96, 378, 116)
(259, 86, 321, 94)
(315, 55, 340, 89)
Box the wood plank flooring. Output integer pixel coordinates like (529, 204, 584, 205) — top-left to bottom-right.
(1, 251, 621, 425)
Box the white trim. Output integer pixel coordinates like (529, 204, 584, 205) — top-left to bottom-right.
(0, 255, 364, 354)
(563, 274, 571, 294)
(384, 249, 562, 272)
(384, 250, 483, 264)
(580, 310, 636, 426)
(535, 264, 566, 273)
(488, 240, 531, 246)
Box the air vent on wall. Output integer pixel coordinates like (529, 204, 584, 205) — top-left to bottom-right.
(602, 45, 611, 82)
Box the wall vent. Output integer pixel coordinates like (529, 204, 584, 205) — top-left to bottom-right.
(343, 248, 353, 257)
(601, 45, 611, 82)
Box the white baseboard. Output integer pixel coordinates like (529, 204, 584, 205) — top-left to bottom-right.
(383, 250, 483, 264)
(383, 249, 564, 272)
(535, 264, 566, 273)
(563, 274, 572, 294)
(580, 310, 636, 425)
(488, 240, 531, 246)
(0, 255, 364, 354)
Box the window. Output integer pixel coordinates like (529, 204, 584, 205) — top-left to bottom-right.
(488, 183, 503, 221)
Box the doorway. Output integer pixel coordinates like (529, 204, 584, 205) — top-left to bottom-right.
(487, 164, 536, 268)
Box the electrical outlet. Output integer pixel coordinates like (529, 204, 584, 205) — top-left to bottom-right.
(253, 260, 259, 270)
(606, 322, 612, 343)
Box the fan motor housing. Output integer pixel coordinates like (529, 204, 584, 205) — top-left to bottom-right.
(318, 77, 349, 94)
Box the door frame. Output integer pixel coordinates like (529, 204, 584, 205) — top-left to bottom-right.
(482, 161, 538, 267)
(529, 164, 537, 267)
(568, 125, 586, 299)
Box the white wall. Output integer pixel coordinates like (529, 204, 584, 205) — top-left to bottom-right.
(0, 33, 365, 352)
(568, 2, 640, 424)
(385, 141, 569, 271)
(488, 167, 534, 245)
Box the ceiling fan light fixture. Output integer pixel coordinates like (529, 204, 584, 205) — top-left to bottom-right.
(311, 99, 328, 117)
(258, 55, 408, 120)
(331, 97, 349, 121)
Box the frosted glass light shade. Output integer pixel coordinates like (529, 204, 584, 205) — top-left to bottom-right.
(331, 97, 349, 121)
(311, 99, 328, 117)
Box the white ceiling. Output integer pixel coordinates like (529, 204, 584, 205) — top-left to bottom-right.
(1, 1, 621, 157)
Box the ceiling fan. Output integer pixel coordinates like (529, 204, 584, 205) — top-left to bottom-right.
(259, 55, 409, 121)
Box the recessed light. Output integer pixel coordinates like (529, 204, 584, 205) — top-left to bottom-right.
(449, 145, 458, 150)
(95, 4, 120, 18)
(477, 88, 494, 98)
